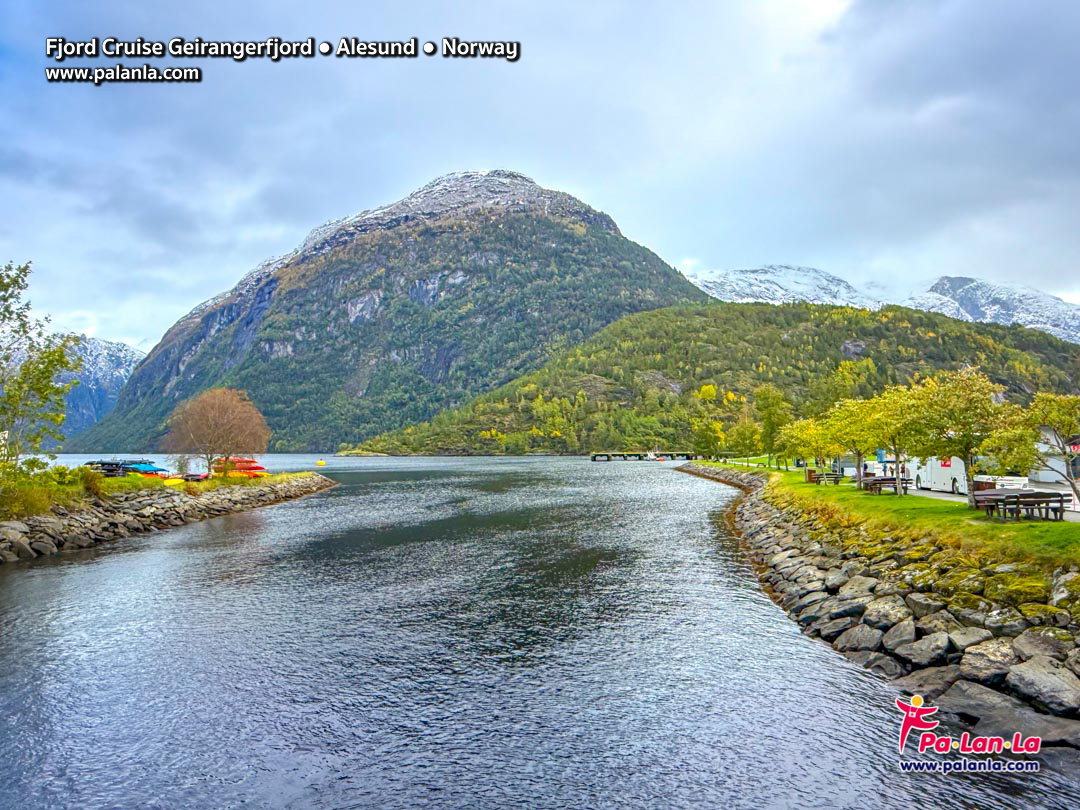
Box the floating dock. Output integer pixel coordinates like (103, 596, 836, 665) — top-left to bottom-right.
(590, 452, 699, 461)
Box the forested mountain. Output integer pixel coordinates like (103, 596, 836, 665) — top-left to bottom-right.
(68, 170, 706, 452)
(353, 302, 1080, 455)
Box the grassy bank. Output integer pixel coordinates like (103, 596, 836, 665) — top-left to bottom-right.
(1, 472, 313, 521)
(698, 461, 1080, 569)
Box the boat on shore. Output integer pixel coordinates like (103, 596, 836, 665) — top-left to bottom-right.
(211, 457, 270, 478)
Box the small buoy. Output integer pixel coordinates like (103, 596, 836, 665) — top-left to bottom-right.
(316, 459, 326, 466)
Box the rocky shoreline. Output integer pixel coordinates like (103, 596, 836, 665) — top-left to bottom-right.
(0, 473, 336, 566)
(681, 463, 1080, 750)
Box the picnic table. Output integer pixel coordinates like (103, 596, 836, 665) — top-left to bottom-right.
(817, 472, 844, 486)
(973, 489, 1066, 521)
(863, 476, 913, 495)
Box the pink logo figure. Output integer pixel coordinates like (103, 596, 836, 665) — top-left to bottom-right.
(896, 694, 939, 754)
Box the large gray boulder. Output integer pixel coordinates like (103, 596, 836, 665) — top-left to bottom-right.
(905, 592, 945, 619)
(0, 527, 28, 544)
(883, 619, 917, 652)
(844, 650, 906, 679)
(29, 539, 58, 556)
(895, 632, 952, 667)
(862, 595, 912, 631)
(1067, 650, 1080, 679)
(937, 680, 1080, 747)
(959, 638, 1020, 686)
(915, 610, 961, 636)
(1005, 655, 1080, 716)
(839, 575, 879, 596)
(7, 537, 36, 560)
(834, 623, 883, 652)
(950, 627, 993, 651)
(892, 665, 963, 700)
(824, 568, 849, 592)
(791, 590, 829, 612)
(815, 616, 860, 642)
(1012, 627, 1076, 662)
(984, 607, 1030, 637)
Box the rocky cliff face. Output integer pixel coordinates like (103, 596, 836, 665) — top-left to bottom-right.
(59, 337, 145, 441)
(70, 171, 706, 452)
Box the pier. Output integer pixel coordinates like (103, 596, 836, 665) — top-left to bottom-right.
(590, 452, 699, 461)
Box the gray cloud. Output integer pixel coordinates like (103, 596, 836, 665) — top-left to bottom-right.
(1, 0, 1079, 348)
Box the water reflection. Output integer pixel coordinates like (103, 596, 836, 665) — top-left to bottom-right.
(0, 457, 1077, 809)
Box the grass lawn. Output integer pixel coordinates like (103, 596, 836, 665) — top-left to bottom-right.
(700, 461, 1080, 569)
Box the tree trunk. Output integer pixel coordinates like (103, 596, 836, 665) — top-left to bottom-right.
(965, 452, 977, 509)
(855, 451, 864, 489)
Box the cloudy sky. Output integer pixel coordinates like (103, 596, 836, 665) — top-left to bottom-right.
(2, 0, 1078, 349)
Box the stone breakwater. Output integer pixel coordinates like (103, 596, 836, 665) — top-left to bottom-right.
(0, 474, 336, 566)
(681, 463, 1080, 749)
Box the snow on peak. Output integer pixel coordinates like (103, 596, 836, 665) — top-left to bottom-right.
(686, 265, 1080, 345)
(686, 265, 880, 309)
(184, 170, 612, 321)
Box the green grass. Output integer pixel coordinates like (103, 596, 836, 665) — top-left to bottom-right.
(700, 461, 1080, 569)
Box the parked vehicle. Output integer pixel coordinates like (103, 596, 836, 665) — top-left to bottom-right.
(912, 456, 1027, 495)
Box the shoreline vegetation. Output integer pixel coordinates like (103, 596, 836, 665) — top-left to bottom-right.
(683, 461, 1080, 746)
(706, 461, 1080, 568)
(0, 472, 335, 567)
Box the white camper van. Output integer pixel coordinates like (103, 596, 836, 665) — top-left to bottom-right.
(912, 457, 1028, 495)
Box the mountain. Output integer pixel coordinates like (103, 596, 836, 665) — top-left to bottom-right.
(686, 266, 1080, 345)
(906, 276, 1080, 345)
(355, 302, 1080, 455)
(686, 265, 879, 309)
(53, 337, 145, 440)
(68, 170, 706, 452)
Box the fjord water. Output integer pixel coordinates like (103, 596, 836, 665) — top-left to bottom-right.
(1, 458, 1077, 809)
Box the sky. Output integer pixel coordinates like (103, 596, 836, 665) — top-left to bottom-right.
(1, 0, 1079, 349)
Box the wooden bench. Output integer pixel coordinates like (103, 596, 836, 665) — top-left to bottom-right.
(864, 477, 912, 495)
(975, 490, 1066, 521)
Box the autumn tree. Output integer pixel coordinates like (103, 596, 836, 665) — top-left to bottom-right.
(805, 358, 877, 416)
(162, 388, 271, 475)
(726, 406, 761, 465)
(982, 392, 1080, 506)
(777, 418, 840, 468)
(0, 261, 81, 473)
(908, 368, 1014, 507)
(692, 418, 725, 459)
(823, 398, 878, 488)
(754, 383, 793, 468)
(864, 384, 925, 496)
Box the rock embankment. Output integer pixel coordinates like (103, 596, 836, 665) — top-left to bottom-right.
(682, 463, 1080, 748)
(0, 474, 335, 565)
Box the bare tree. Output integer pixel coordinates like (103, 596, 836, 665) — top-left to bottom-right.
(161, 388, 270, 475)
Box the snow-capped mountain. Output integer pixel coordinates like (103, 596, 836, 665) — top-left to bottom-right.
(905, 277, 1080, 345)
(686, 266, 1080, 345)
(60, 337, 145, 439)
(186, 170, 615, 319)
(685, 265, 879, 308)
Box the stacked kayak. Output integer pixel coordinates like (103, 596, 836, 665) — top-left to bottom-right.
(211, 457, 270, 478)
(85, 459, 168, 478)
